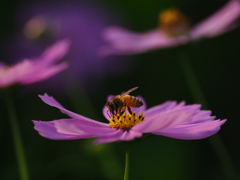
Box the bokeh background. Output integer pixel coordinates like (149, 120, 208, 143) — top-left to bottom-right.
(1, 0, 240, 179)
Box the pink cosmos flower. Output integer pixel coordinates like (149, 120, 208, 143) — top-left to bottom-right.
(4, 1, 128, 91)
(100, 0, 240, 55)
(0, 39, 69, 88)
(33, 93, 226, 144)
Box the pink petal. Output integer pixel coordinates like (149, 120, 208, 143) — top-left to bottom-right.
(144, 101, 185, 117)
(70, 122, 119, 137)
(0, 39, 70, 88)
(190, 0, 240, 39)
(132, 109, 195, 133)
(33, 118, 111, 140)
(39, 94, 108, 126)
(100, 27, 188, 56)
(102, 107, 111, 121)
(33, 119, 93, 140)
(153, 119, 226, 140)
(0, 59, 32, 87)
(190, 110, 216, 123)
(20, 40, 70, 84)
(94, 130, 143, 144)
(100, 1, 240, 56)
(21, 62, 68, 84)
(36, 39, 70, 65)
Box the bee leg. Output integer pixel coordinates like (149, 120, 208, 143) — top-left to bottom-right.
(119, 106, 127, 116)
(127, 107, 132, 114)
(107, 110, 111, 118)
(120, 111, 125, 116)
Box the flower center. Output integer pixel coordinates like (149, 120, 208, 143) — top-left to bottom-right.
(109, 111, 145, 130)
(23, 16, 54, 40)
(159, 8, 190, 37)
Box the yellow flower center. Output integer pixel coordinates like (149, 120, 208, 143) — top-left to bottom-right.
(23, 16, 49, 40)
(159, 8, 190, 37)
(109, 111, 145, 130)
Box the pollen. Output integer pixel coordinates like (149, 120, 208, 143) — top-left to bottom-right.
(159, 8, 190, 37)
(109, 111, 145, 130)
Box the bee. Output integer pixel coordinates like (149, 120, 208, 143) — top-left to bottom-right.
(106, 87, 143, 116)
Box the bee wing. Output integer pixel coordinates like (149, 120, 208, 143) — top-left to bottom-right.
(120, 87, 138, 98)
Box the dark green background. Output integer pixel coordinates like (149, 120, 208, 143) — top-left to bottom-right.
(1, 0, 240, 179)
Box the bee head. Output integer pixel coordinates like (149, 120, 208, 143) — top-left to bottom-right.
(105, 101, 115, 113)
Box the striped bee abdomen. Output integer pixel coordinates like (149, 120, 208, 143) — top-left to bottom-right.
(122, 95, 143, 107)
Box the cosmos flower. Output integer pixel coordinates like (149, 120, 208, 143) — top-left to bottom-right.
(0, 39, 69, 88)
(4, 1, 127, 89)
(33, 93, 226, 144)
(100, 0, 240, 55)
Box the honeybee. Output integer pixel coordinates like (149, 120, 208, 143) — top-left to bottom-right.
(106, 87, 143, 116)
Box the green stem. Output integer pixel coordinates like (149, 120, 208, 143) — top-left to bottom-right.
(179, 55, 238, 180)
(5, 95, 29, 180)
(124, 145, 130, 180)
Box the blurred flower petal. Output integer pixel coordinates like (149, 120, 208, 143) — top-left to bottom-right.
(100, 28, 188, 55)
(190, 0, 240, 38)
(0, 40, 69, 88)
(101, 0, 240, 55)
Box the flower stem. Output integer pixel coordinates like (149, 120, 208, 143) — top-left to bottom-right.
(179, 55, 238, 180)
(124, 144, 130, 180)
(5, 95, 29, 180)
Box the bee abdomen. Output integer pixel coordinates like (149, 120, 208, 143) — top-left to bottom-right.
(123, 95, 143, 107)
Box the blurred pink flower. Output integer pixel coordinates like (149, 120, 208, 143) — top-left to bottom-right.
(33, 93, 226, 144)
(0, 40, 69, 88)
(3, 1, 128, 91)
(100, 0, 240, 55)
